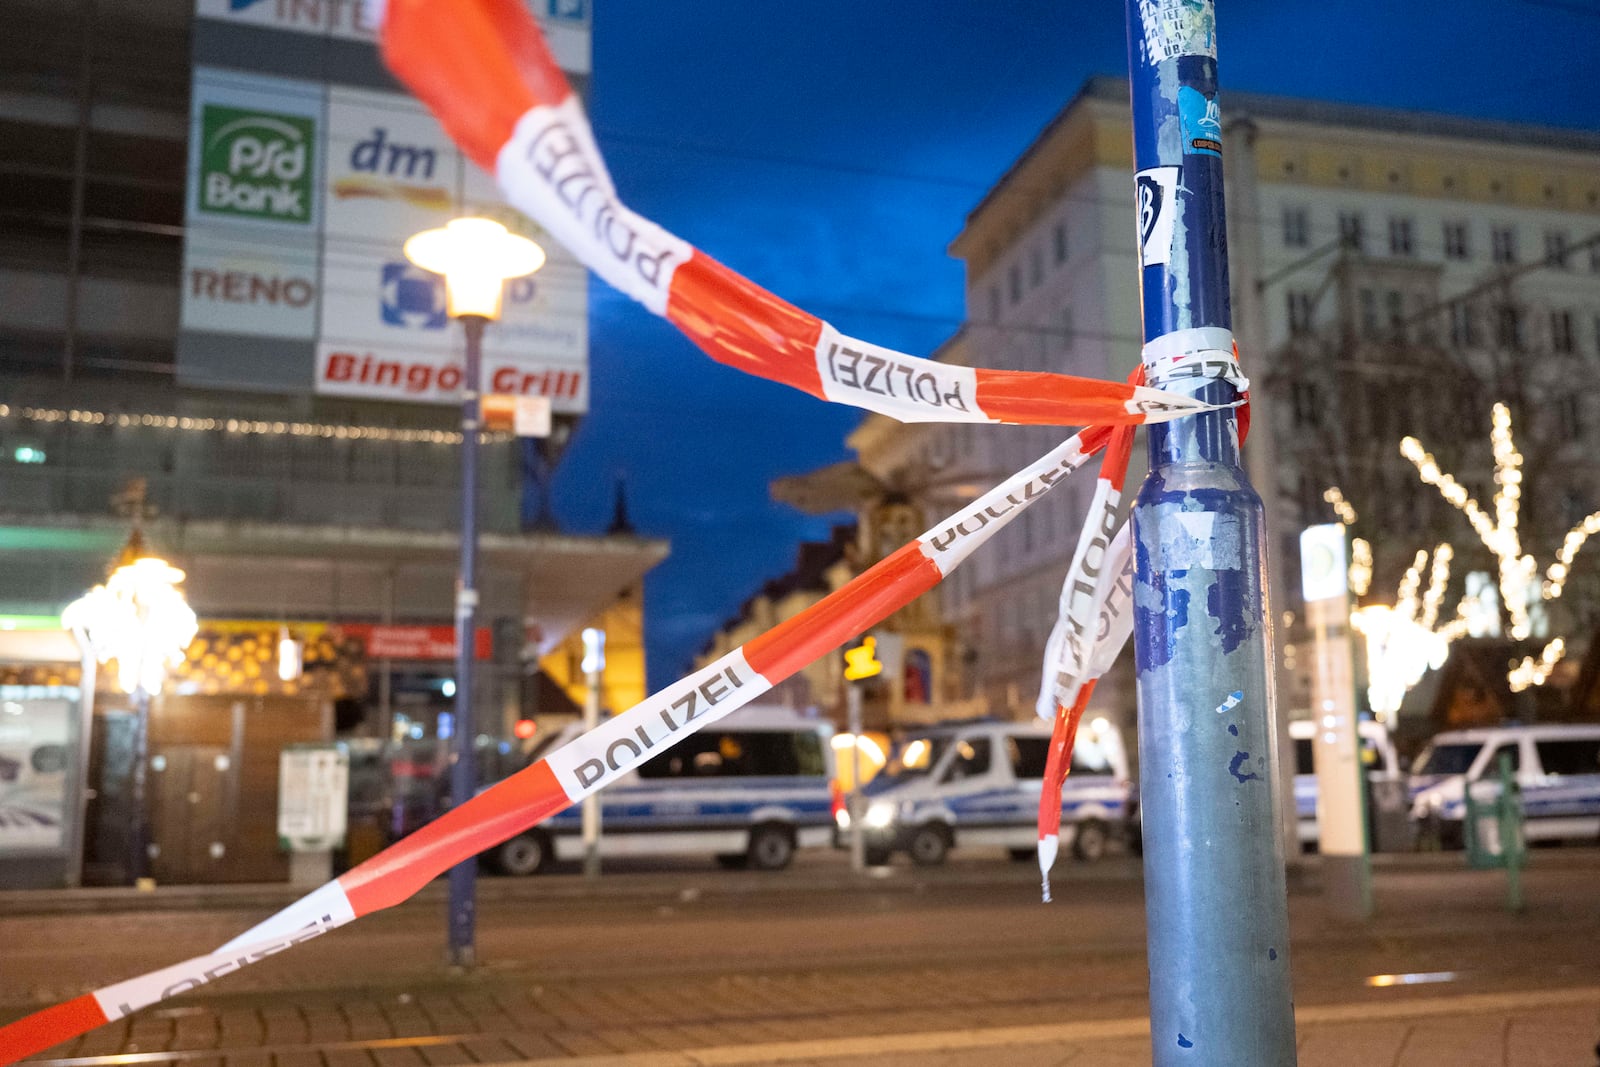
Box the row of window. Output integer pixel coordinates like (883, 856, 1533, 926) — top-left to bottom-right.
(1286, 285, 1600, 359)
(986, 220, 1072, 320)
(1283, 206, 1600, 270)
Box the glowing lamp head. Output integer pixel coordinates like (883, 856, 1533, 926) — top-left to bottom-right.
(403, 217, 545, 320)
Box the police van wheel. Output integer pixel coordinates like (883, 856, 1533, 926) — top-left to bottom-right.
(1072, 819, 1109, 862)
(495, 832, 549, 877)
(715, 853, 749, 870)
(909, 825, 949, 867)
(747, 825, 795, 871)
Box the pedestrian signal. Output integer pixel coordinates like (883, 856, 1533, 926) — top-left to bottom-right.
(843, 636, 883, 681)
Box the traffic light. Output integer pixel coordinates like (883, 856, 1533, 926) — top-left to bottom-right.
(843, 636, 883, 681)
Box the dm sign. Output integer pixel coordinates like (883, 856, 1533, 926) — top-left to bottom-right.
(198, 105, 316, 225)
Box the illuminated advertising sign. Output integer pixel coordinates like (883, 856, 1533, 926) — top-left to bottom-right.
(179, 2, 590, 408)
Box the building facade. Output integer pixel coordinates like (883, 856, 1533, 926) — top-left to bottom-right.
(0, 0, 668, 886)
(849, 78, 1600, 738)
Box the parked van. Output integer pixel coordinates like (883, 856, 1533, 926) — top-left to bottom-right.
(1409, 723, 1600, 848)
(842, 717, 1131, 866)
(490, 705, 837, 875)
(1289, 718, 1403, 849)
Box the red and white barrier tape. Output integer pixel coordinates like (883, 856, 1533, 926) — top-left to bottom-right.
(0, 425, 1114, 1063)
(376, 0, 1209, 428)
(1033, 408, 1138, 901)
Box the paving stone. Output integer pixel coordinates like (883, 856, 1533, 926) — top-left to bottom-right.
(1298, 1021, 1412, 1067)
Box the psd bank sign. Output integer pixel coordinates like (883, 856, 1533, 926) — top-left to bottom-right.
(198, 105, 315, 224)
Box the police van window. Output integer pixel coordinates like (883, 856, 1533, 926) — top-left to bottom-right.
(1009, 736, 1050, 779)
(1413, 742, 1481, 776)
(1481, 742, 1520, 776)
(637, 731, 824, 779)
(1535, 738, 1600, 776)
(942, 738, 991, 782)
(1069, 741, 1111, 776)
(1294, 738, 1314, 776)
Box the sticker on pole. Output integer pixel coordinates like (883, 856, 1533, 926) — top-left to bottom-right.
(1136, 0, 1218, 65)
(1135, 166, 1180, 269)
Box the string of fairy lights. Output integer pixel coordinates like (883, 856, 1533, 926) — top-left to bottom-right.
(0, 403, 514, 445)
(1328, 402, 1600, 701)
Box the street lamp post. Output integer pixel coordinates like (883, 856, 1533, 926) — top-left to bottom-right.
(61, 529, 198, 886)
(405, 217, 544, 968)
(580, 626, 605, 879)
(1124, 2, 1297, 1062)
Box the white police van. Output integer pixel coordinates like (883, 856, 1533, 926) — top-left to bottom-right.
(1409, 723, 1600, 848)
(491, 705, 837, 875)
(842, 717, 1131, 866)
(1289, 718, 1402, 849)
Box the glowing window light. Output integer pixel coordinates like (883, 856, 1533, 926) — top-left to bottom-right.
(62, 549, 198, 696)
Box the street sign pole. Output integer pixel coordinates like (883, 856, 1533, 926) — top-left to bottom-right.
(447, 312, 486, 969)
(846, 680, 865, 872)
(1301, 524, 1371, 919)
(581, 627, 605, 879)
(1124, 3, 1297, 1062)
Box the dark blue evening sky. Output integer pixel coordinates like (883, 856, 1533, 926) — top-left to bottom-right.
(542, 1, 1598, 688)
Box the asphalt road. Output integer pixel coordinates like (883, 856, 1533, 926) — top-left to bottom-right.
(4, 850, 1600, 1064)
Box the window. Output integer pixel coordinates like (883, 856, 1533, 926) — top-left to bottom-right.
(941, 737, 992, 783)
(1495, 305, 1525, 351)
(1358, 288, 1379, 336)
(1337, 212, 1364, 252)
(1388, 216, 1415, 257)
(1385, 289, 1406, 338)
(1552, 309, 1576, 354)
(1450, 303, 1480, 348)
(1286, 290, 1314, 335)
(1545, 230, 1570, 269)
(1052, 222, 1068, 264)
(1282, 206, 1309, 248)
(1293, 738, 1313, 776)
(1029, 247, 1043, 287)
(637, 730, 826, 779)
(1443, 221, 1471, 260)
(1414, 742, 1482, 776)
(1491, 226, 1517, 265)
(1291, 380, 1320, 428)
(1558, 394, 1582, 439)
(1009, 736, 1051, 780)
(1481, 742, 1521, 776)
(1535, 738, 1600, 777)
(1057, 306, 1075, 351)
(1008, 264, 1022, 304)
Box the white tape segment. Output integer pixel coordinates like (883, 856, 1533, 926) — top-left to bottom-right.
(916, 434, 1097, 573)
(1140, 325, 1248, 392)
(815, 324, 991, 425)
(497, 99, 693, 316)
(544, 649, 771, 800)
(99, 912, 356, 1022)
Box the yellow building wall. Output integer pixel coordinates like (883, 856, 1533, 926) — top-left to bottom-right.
(539, 583, 648, 717)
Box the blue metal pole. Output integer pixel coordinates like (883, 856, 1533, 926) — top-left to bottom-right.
(447, 313, 486, 968)
(1124, 3, 1296, 1062)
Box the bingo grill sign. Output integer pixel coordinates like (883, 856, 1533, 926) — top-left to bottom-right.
(199, 105, 316, 224)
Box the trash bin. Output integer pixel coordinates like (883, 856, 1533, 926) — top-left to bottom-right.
(1463, 753, 1524, 871)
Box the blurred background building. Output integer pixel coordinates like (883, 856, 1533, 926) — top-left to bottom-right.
(763, 76, 1600, 751)
(0, 0, 668, 887)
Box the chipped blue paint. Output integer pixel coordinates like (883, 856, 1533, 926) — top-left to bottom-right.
(1177, 1033, 1194, 1049)
(1229, 751, 1262, 783)
(1207, 570, 1252, 653)
(1215, 690, 1243, 714)
(1228, 723, 1238, 736)
(1269, 948, 1278, 961)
